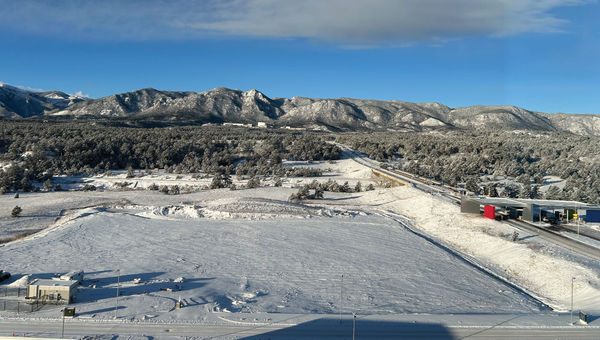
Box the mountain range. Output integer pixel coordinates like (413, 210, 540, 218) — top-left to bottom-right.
(1, 82, 599, 136)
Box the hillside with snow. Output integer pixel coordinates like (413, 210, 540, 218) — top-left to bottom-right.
(0, 83, 87, 118)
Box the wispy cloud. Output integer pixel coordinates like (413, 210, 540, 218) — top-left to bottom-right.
(0, 0, 592, 47)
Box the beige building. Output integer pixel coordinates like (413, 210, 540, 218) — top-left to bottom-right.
(26, 279, 78, 304)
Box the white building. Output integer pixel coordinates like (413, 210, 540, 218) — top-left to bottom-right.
(26, 279, 78, 304)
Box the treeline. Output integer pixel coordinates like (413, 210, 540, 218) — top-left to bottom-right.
(0, 121, 341, 192)
(337, 131, 600, 204)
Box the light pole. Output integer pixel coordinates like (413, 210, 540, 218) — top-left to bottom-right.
(61, 309, 65, 338)
(339, 274, 344, 324)
(570, 277, 575, 325)
(352, 313, 356, 340)
(115, 269, 120, 319)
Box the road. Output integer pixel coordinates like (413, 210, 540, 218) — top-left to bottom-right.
(1, 316, 600, 339)
(507, 219, 600, 261)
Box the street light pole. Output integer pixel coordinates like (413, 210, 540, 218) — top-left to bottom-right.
(339, 274, 344, 324)
(61, 310, 65, 338)
(352, 313, 356, 340)
(115, 269, 120, 319)
(571, 277, 575, 325)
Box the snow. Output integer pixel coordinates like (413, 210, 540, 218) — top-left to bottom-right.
(6, 275, 29, 287)
(0, 203, 544, 321)
(419, 117, 447, 127)
(349, 187, 600, 312)
(1, 153, 600, 335)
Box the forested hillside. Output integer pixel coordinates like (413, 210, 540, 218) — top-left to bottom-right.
(337, 131, 600, 203)
(0, 122, 340, 193)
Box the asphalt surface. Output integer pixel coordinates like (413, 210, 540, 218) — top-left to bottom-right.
(1, 317, 600, 339)
(507, 219, 600, 261)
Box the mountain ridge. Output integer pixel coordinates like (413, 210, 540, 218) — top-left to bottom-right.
(1, 83, 598, 136)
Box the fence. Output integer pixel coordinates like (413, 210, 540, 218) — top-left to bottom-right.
(0, 299, 41, 313)
(1, 287, 25, 297)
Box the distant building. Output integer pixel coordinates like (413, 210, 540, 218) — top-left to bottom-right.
(26, 279, 78, 304)
(257, 122, 267, 128)
(223, 122, 252, 128)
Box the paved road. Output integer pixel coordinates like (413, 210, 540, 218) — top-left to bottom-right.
(1, 317, 600, 339)
(507, 220, 600, 261)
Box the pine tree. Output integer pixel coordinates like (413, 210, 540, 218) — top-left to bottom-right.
(43, 178, 54, 191)
(354, 181, 362, 192)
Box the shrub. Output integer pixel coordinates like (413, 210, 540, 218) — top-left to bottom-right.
(43, 178, 54, 191)
(354, 181, 362, 192)
(82, 184, 97, 191)
(11, 206, 22, 217)
(126, 166, 135, 178)
(169, 185, 180, 195)
(246, 177, 261, 189)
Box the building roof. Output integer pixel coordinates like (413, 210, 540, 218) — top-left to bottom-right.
(30, 279, 78, 288)
(465, 196, 600, 210)
(465, 197, 527, 208)
(518, 199, 599, 209)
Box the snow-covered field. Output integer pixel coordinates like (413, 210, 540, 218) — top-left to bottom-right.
(1, 156, 600, 333)
(0, 201, 545, 320)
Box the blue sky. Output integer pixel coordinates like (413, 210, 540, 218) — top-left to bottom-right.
(0, 0, 598, 113)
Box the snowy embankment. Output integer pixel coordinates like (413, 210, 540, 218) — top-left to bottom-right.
(122, 197, 357, 220)
(356, 186, 600, 312)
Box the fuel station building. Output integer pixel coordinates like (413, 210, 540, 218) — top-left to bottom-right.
(461, 197, 600, 223)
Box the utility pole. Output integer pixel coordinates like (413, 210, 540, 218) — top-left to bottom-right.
(115, 269, 120, 319)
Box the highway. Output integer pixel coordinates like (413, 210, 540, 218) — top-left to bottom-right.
(507, 219, 600, 261)
(341, 146, 600, 261)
